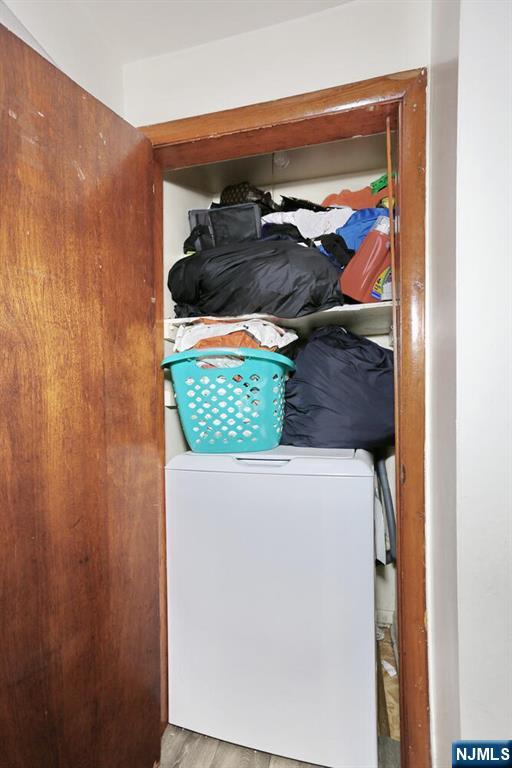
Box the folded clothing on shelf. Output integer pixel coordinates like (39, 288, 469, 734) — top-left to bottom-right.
(174, 318, 298, 353)
(168, 239, 343, 318)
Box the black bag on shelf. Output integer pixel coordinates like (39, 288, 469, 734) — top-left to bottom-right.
(281, 326, 394, 449)
(279, 195, 330, 213)
(219, 182, 281, 216)
(168, 240, 343, 318)
(185, 203, 261, 252)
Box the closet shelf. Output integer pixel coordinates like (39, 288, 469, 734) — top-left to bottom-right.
(163, 301, 393, 341)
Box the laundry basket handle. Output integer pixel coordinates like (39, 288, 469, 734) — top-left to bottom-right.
(161, 347, 295, 371)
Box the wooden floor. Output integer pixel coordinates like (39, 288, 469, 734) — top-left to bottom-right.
(160, 725, 400, 768)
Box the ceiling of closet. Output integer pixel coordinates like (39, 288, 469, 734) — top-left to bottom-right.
(169, 134, 389, 193)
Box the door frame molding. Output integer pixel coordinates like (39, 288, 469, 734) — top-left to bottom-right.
(143, 68, 429, 768)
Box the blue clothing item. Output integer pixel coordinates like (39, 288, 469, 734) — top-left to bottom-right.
(335, 208, 389, 251)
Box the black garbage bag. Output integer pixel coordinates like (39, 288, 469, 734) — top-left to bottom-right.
(281, 326, 394, 449)
(168, 240, 343, 318)
(279, 195, 330, 213)
(219, 182, 281, 216)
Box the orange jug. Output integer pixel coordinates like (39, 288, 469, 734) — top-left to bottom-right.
(340, 216, 391, 303)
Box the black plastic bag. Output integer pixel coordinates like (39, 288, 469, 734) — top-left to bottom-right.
(185, 203, 261, 252)
(168, 240, 343, 318)
(219, 182, 280, 216)
(279, 195, 330, 213)
(281, 326, 394, 449)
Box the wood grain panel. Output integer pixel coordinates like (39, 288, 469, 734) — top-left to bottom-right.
(395, 70, 430, 768)
(141, 71, 421, 169)
(150, 106, 397, 169)
(152, 161, 168, 732)
(0, 24, 161, 768)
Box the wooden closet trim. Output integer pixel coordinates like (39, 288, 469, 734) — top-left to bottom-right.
(152, 161, 168, 734)
(143, 68, 429, 768)
(141, 70, 418, 168)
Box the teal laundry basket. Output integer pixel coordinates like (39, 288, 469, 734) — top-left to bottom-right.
(161, 347, 295, 453)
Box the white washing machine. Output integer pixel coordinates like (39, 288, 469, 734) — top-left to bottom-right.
(166, 446, 377, 768)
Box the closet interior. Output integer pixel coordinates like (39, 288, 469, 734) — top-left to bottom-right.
(161, 129, 400, 767)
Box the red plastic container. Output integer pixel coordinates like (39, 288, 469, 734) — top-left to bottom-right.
(340, 216, 391, 303)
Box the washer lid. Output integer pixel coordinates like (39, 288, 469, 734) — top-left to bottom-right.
(166, 446, 373, 477)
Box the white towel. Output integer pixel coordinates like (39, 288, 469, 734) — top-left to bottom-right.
(262, 207, 353, 240)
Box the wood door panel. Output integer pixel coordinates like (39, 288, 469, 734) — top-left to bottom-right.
(0, 25, 161, 768)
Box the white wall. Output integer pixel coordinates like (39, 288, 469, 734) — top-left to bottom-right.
(4, 0, 123, 114)
(456, 0, 512, 739)
(426, 0, 461, 763)
(0, 0, 48, 59)
(123, 0, 430, 126)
